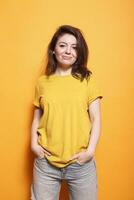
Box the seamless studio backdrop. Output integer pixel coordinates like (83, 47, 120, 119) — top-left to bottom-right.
(0, 1, 134, 200)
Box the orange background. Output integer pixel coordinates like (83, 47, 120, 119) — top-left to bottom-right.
(0, 0, 134, 199)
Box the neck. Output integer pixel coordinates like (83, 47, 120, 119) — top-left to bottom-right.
(55, 66, 72, 76)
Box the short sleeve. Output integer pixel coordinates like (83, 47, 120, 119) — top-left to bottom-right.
(33, 80, 40, 108)
(87, 75, 103, 105)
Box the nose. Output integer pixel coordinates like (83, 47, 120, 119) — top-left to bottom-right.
(65, 46, 71, 54)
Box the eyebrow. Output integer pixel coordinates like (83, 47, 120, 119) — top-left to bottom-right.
(58, 42, 77, 45)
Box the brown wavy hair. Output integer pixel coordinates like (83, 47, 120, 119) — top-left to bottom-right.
(45, 25, 92, 81)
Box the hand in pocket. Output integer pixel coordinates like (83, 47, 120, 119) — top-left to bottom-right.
(31, 143, 52, 158)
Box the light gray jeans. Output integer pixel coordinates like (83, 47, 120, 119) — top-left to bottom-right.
(31, 157, 98, 200)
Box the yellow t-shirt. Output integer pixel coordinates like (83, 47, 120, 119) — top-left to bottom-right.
(33, 73, 103, 168)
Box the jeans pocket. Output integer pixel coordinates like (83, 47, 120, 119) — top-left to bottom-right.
(93, 158, 97, 169)
(76, 161, 85, 166)
(75, 159, 89, 166)
(36, 155, 45, 161)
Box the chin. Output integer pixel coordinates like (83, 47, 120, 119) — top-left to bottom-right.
(62, 61, 74, 66)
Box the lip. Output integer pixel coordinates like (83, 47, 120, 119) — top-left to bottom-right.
(62, 56, 72, 60)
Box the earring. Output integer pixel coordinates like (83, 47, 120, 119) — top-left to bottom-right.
(53, 51, 55, 54)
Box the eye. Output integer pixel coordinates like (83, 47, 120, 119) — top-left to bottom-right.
(59, 44, 66, 47)
(72, 46, 77, 50)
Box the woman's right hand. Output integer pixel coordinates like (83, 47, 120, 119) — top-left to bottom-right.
(31, 143, 52, 158)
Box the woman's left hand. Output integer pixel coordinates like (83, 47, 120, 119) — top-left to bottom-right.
(69, 150, 94, 165)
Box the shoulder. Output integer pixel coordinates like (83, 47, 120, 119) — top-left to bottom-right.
(37, 75, 46, 81)
(36, 75, 48, 84)
(86, 74, 101, 90)
(87, 73, 96, 83)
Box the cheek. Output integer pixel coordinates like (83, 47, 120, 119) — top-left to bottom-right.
(55, 50, 64, 60)
(55, 53, 62, 61)
(55, 47, 64, 55)
(72, 49, 77, 57)
(73, 52, 77, 59)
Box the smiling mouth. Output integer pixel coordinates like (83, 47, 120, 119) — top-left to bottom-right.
(62, 56, 72, 60)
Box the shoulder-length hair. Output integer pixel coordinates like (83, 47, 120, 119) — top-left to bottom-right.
(45, 25, 92, 81)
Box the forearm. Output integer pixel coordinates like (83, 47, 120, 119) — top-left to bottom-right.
(87, 117, 101, 155)
(31, 119, 39, 147)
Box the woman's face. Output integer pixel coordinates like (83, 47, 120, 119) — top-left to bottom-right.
(54, 33, 77, 69)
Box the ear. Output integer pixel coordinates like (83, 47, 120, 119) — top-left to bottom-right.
(53, 51, 55, 54)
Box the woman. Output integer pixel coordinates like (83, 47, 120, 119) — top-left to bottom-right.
(31, 25, 103, 200)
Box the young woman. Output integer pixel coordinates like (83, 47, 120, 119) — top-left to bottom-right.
(31, 25, 103, 200)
